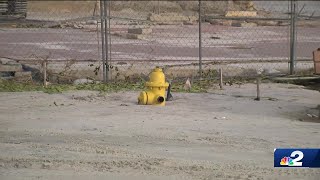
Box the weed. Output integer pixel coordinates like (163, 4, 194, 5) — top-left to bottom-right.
(0, 79, 216, 94)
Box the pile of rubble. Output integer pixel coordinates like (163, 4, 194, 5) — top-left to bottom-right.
(0, 58, 33, 82)
(147, 13, 198, 25)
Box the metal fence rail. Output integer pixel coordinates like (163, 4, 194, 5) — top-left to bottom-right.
(0, 0, 319, 84)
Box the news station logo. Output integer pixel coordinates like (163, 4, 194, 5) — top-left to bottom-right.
(274, 149, 320, 168)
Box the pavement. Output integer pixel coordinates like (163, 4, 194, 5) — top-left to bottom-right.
(0, 24, 319, 62)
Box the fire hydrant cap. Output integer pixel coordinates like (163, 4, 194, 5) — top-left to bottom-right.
(145, 68, 169, 87)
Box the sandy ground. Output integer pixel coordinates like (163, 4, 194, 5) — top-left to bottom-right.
(0, 83, 319, 180)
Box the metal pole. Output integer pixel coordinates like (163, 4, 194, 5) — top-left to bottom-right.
(289, 0, 297, 75)
(108, 0, 112, 81)
(198, 0, 202, 78)
(100, 0, 106, 82)
(43, 61, 47, 88)
(255, 77, 261, 101)
(219, 68, 223, 90)
(318, 105, 320, 120)
(104, 0, 109, 81)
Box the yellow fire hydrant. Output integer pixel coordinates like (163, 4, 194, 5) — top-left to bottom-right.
(138, 68, 169, 106)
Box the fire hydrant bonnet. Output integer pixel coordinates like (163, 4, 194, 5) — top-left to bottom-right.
(145, 68, 169, 87)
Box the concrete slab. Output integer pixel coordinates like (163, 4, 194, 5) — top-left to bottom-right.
(128, 28, 152, 35)
(126, 33, 146, 40)
(14, 71, 32, 77)
(0, 64, 23, 72)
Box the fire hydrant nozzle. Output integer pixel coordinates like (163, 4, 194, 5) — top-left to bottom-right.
(138, 68, 169, 106)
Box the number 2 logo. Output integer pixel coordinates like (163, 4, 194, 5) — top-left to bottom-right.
(290, 151, 304, 166)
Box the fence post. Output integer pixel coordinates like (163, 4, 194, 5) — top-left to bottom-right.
(108, 0, 112, 81)
(289, 0, 297, 75)
(43, 61, 47, 88)
(198, 0, 202, 79)
(104, 0, 109, 81)
(100, 0, 107, 82)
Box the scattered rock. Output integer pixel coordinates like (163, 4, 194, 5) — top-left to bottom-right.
(14, 71, 32, 77)
(0, 58, 15, 65)
(231, 21, 243, 27)
(0, 58, 34, 81)
(210, 36, 221, 40)
(126, 33, 146, 40)
(48, 23, 64, 28)
(148, 13, 197, 23)
(82, 24, 98, 30)
(13, 163, 19, 168)
(73, 24, 84, 29)
(240, 22, 258, 27)
(128, 22, 138, 25)
(128, 28, 152, 35)
(256, 20, 279, 26)
(225, 11, 257, 17)
(267, 97, 278, 101)
(208, 19, 221, 25)
(296, 20, 320, 28)
(279, 21, 290, 26)
(41, 163, 51, 169)
(14, 162, 31, 168)
(157, 22, 183, 26)
(0, 59, 23, 72)
(12, 71, 33, 81)
(262, 68, 281, 75)
(86, 20, 98, 25)
(208, 19, 232, 26)
(307, 114, 318, 118)
(222, 20, 233, 26)
(231, 21, 258, 27)
(184, 78, 191, 91)
(73, 78, 94, 85)
(183, 21, 195, 25)
(117, 62, 127, 65)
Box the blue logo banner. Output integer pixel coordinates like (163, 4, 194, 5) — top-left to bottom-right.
(274, 149, 320, 168)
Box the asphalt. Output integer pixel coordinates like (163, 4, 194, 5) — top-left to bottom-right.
(0, 24, 319, 63)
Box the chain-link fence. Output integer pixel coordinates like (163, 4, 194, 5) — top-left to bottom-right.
(294, 1, 320, 74)
(0, 0, 319, 84)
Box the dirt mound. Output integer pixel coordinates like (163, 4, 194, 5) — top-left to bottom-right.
(27, 1, 96, 14)
(27, 1, 253, 15)
(110, 1, 183, 13)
